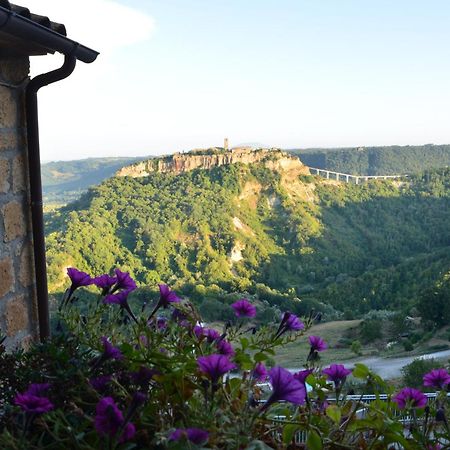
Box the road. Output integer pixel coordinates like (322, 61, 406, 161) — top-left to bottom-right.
(352, 349, 450, 379)
(288, 349, 450, 379)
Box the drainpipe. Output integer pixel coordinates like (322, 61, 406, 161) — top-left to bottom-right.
(25, 54, 77, 341)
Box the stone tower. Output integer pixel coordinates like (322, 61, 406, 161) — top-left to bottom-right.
(224, 138, 229, 151)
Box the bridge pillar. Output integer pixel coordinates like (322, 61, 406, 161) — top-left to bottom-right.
(345, 175, 349, 182)
(326, 171, 330, 179)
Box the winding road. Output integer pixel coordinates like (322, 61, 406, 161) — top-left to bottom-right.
(352, 349, 450, 379)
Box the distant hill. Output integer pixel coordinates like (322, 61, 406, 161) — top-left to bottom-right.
(289, 144, 450, 175)
(45, 148, 450, 321)
(42, 156, 150, 204)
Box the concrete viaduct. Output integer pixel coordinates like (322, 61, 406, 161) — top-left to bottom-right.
(308, 167, 407, 184)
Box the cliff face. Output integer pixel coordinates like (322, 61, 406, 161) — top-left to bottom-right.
(116, 148, 310, 178)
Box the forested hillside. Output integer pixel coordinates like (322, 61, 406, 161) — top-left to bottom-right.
(290, 144, 450, 175)
(45, 151, 450, 321)
(42, 156, 148, 204)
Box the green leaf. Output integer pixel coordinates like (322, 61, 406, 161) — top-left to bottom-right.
(282, 424, 299, 444)
(254, 352, 268, 362)
(326, 404, 341, 424)
(240, 337, 249, 350)
(352, 363, 370, 379)
(306, 430, 322, 450)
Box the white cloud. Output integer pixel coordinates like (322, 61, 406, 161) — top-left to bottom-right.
(25, 0, 155, 55)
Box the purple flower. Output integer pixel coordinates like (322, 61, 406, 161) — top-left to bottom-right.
(231, 299, 257, 318)
(193, 325, 204, 339)
(93, 274, 117, 293)
(323, 364, 352, 387)
(197, 354, 237, 383)
(90, 375, 112, 393)
(423, 369, 450, 389)
(309, 335, 328, 352)
(194, 326, 221, 343)
(283, 312, 304, 331)
(103, 290, 138, 323)
(103, 290, 131, 306)
(130, 366, 157, 387)
(94, 397, 124, 438)
(393, 387, 427, 409)
(113, 269, 137, 292)
(26, 383, 51, 396)
(293, 369, 313, 385)
(100, 336, 123, 360)
(120, 423, 136, 443)
(157, 317, 168, 330)
(172, 308, 190, 327)
(203, 328, 221, 343)
(158, 284, 180, 307)
(216, 339, 235, 357)
(169, 428, 209, 445)
(252, 362, 268, 381)
(67, 267, 92, 292)
(14, 393, 54, 414)
(276, 312, 304, 338)
(266, 366, 306, 408)
(14, 384, 53, 414)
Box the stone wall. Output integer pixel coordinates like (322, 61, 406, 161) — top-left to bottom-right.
(0, 57, 38, 349)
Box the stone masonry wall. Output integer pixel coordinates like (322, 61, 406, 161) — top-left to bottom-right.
(0, 57, 38, 350)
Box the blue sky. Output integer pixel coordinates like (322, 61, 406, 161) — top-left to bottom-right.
(27, 0, 450, 160)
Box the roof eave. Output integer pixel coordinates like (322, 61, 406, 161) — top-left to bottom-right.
(0, 6, 99, 63)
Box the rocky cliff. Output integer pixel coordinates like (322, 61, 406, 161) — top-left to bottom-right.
(116, 147, 310, 178)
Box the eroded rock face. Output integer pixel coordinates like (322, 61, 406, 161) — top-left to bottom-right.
(116, 148, 310, 178)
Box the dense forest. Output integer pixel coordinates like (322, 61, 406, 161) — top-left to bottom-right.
(290, 144, 450, 175)
(45, 155, 450, 322)
(42, 156, 148, 204)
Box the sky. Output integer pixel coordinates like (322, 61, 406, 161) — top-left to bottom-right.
(25, 0, 450, 161)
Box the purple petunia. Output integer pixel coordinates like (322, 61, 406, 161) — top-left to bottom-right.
(158, 284, 181, 308)
(423, 369, 450, 390)
(194, 326, 221, 343)
(283, 312, 304, 331)
(293, 369, 313, 385)
(113, 269, 137, 293)
(67, 267, 92, 293)
(93, 274, 117, 293)
(94, 397, 135, 442)
(265, 366, 306, 408)
(130, 366, 157, 387)
(14, 393, 54, 414)
(231, 299, 257, 318)
(103, 289, 138, 323)
(197, 354, 237, 383)
(323, 364, 352, 387)
(252, 362, 268, 381)
(393, 387, 427, 409)
(216, 339, 235, 357)
(14, 383, 53, 414)
(203, 328, 221, 343)
(26, 383, 51, 396)
(169, 428, 209, 445)
(276, 312, 304, 338)
(103, 290, 131, 307)
(156, 317, 168, 330)
(100, 336, 123, 361)
(120, 423, 136, 443)
(90, 375, 112, 393)
(309, 335, 328, 352)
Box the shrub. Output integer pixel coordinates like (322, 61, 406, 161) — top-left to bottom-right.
(1, 267, 450, 449)
(402, 358, 442, 389)
(351, 340, 362, 356)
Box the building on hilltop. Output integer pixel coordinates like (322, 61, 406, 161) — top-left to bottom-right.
(0, 1, 98, 349)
